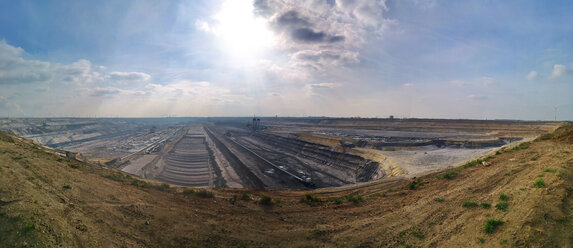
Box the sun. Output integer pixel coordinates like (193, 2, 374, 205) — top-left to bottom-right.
(212, 0, 275, 64)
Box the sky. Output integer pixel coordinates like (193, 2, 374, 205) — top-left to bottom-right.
(0, 0, 572, 120)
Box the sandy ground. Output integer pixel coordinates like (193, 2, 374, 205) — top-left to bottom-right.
(0, 124, 571, 247)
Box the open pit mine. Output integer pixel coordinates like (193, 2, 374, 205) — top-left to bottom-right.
(0, 117, 559, 189)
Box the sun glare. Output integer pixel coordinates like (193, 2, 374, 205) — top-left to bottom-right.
(212, 1, 274, 64)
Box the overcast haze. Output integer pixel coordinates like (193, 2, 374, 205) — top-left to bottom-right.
(0, 0, 572, 120)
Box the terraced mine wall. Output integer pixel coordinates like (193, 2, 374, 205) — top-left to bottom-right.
(205, 128, 266, 189)
(155, 135, 215, 187)
(252, 133, 382, 183)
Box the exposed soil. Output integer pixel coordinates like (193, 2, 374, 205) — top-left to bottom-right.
(0, 123, 571, 247)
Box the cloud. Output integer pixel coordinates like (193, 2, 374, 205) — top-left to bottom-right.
(253, 0, 394, 70)
(0, 40, 53, 85)
(403, 83, 414, 87)
(89, 87, 122, 97)
(467, 94, 488, 100)
(108, 72, 151, 82)
(526, 70, 538, 80)
(551, 64, 567, 79)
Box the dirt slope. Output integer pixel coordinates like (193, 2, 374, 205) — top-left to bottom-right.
(0, 124, 572, 247)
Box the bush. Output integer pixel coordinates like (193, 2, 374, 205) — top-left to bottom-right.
(183, 189, 195, 195)
(534, 179, 545, 188)
(434, 198, 445, 202)
(480, 202, 491, 209)
(495, 202, 508, 211)
(462, 201, 478, 208)
(483, 219, 503, 234)
(63, 184, 72, 189)
(518, 142, 530, 150)
(544, 168, 557, 173)
(240, 193, 251, 202)
(195, 189, 214, 198)
(130, 179, 151, 188)
(540, 133, 554, 140)
(259, 196, 274, 206)
(157, 183, 170, 191)
(477, 237, 485, 243)
(68, 163, 81, 169)
(345, 195, 363, 204)
(499, 193, 509, 201)
(300, 194, 321, 206)
(441, 171, 458, 180)
(329, 197, 343, 204)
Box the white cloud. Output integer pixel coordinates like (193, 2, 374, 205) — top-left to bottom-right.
(0, 40, 53, 85)
(108, 72, 151, 82)
(194, 20, 211, 32)
(467, 94, 488, 100)
(551, 64, 567, 79)
(526, 70, 538, 80)
(403, 83, 414, 87)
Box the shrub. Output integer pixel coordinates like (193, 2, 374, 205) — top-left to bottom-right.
(130, 179, 151, 188)
(480, 202, 491, 209)
(408, 179, 424, 189)
(544, 168, 557, 173)
(412, 230, 424, 239)
(68, 163, 81, 169)
(534, 179, 545, 188)
(518, 142, 530, 150)
(259, 196, 274, 206)
(345, 195, 363, 204)
(483, 219, 503, 234)
(230, 194, 238, 205)
(240, 193, 251, 202)
(540, 133, 554, 140)
(157, 183, 170, 191)
(300, 194, 321, 206)
(183, 189, 195, 195)
(195, 189, 214, 198)
(499, 193, 509, 201)
(477, 237, 485, 243)
(329, 197, 343, 204)
(434, 198, 445, 202)
(462, 201, 478, 208)
(441, 171, 458, 179)
(495, 202, 508, 211)
(63, 184, 72, 189)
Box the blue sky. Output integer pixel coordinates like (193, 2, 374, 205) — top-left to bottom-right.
(0, 0, 572, 120)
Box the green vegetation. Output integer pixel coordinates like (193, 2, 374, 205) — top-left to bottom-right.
(499, 193, 509, 201)
(195, 189, 214, 198)
(441, 171, 459, 180)
(328, 197, 344, 204)
(56, 158, 63, 162)
(68, 163, 81, 169)
(434, 198, 445, 202)
(345, 194, 363, 204)
(504, 172, 511, 176)
(130, 179, 151, 188)
(495, 202, 508, 211)
(182, 188, 195, 195)
(480, 202, 491, 209)
(240, 193, 251, 202)
(544, 168, 557, 173)
(62, 184, 72, 189)
(408, 179, 424, 189)
(483, 219, 504, 234)
(557, 171, 564, 178)
(158, 183, 170, 191)
(531, 155, 540, 161)
(300, 194, 322, 206)
(534, 179, 545, 188)
(462, 201, 478, 208)
(103, 172, 129, 182)
(537, 173, 544, 177)
(540, 133, 554, 140)
(229, 194, 238, 205)
(477, 237, 485, 243)
(259, 196, 274, 206)
(412, 230, 424, 239)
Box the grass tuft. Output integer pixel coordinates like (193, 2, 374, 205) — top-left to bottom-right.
(495, 202, 508, 211)
(462, 201, 478, 208)
(62, 184, 72, 189)
(480, 202, 491, 209)
(533, 179, 545, 188)
(483, 219, 504, 234)
(434, 198, 445, 202)
(300, 194, 322, 206)
(499, 193, 509, 201)
(259, 196, 274, 206)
